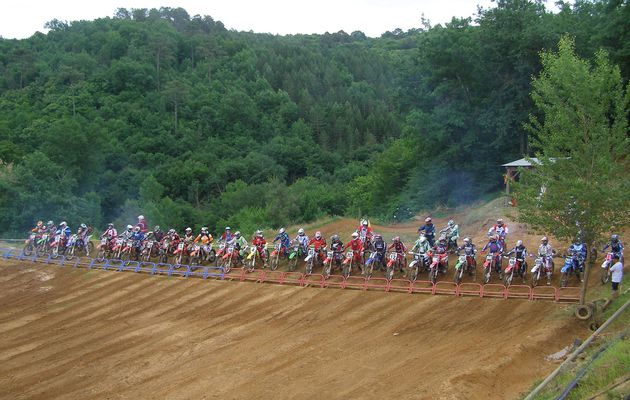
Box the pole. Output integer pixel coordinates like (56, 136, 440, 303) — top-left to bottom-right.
(579, 241, 594, 305)
(524, 298, 630, 400)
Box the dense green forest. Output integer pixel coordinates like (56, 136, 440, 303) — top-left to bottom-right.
(0, 0, 628, 235)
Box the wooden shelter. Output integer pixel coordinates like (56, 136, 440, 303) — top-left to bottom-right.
(502, 157, 540, 195)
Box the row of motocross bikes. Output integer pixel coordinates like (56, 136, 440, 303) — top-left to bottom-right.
(22, 233, 614, 288)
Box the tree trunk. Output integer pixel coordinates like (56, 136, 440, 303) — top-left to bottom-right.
(174, 101, 178, 132)
(579, 241, 594, 305)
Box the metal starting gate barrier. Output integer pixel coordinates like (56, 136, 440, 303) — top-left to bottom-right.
(0, 247, 580, 303)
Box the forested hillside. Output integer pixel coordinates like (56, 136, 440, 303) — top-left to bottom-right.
(0, 1, 628, 235)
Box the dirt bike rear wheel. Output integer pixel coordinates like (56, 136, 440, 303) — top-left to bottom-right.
(207, 250, 216, 264)
(600, 268, 610, 284)
(408, 267, 418, 283)
(270, 256, 279, 271)
(503, 272, 512, 288)
(323, 263, 331, 279)
(306, 261, 313, 275)
(453, 268, 463, 284)
(385, 266, 394, 281)
(66, 247, 75, 260)
(23, 243, 34, 256)
(430, 269, 437, 284)
(342, 263, 351, 278)
(531, 271, 539, 288)
(51, 245, 59, 259)
(560, 272, 568, 288)
(289, 257, 297, 272)
(96, 249, 106, 262)
(483, 268, 491, 284)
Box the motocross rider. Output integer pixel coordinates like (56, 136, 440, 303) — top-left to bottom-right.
(344, 232, 363, 266)
(152, 226, 165, 242)
(120, 225, 134, 241)
(251, 230, 268, 265)
(418, 217, 436, 246)
(273, 228, 290, 256)
(439, 220, 460, 249)
(136, 215, 148, 234)
(482, 235, 504, 274)
(220, 227, 233, 243)
(294, 228, 309, 252)
(56, 221, 72, 246)
(357, 219, 374, 250)
(372, 234, 387, 270)
(101, 223, 118, 249)
(603, 234, 624, 263)
(488, 218, 509, 245)
(388, 236, 408, 273)
(411, 235, 432, 268)
(31, 220, 45, 234)
(194, 227, 213, 245)
(330, 234, 344, 267)
(537, 236, 555, 275)
(308, 231, 327, 262)
(505, 240, 528, 276)
(130, 226, 145, 254)
(229, 231, 249, 258)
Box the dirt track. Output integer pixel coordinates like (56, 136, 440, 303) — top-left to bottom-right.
(0, 260, 586, 400)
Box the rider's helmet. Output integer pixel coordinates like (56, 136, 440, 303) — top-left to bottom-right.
(108, 222, 114, 228)
(448, 220, 454, 227)
(332, 234, 340, 242)
(80, 223, 87, 229)
(185, 227, 192, 234)
(425, 217, 432, 223)
(420, 236, 427, 243)
(37, 220, 43, 227)
(47, 220, 54, 227)
(516, 240, 523, 247)
(201, 227, 208, 234)
(168, 228, 175, 235)
(374, 234, 383, 241)
(315, 231, 322, 239)
(60, 221, 67, 228)
(255, 230, 263, 237)
(393, 236, 400, 243)
(154, 225, 161, 232)
(133, 226, 140, 232)
(298, 228, 305, 236)
(497, 218, 504, 226)
(541, 236, 548, 244)
(361, 219, 368, 226)
(138, 215, 145, 221)
(279, 228, 285, 234)
(126, 224, 133, 231)
(352, 232, 359, 239)
(611, 234, 619, 243)
(463, 237, 470, 244)
(235, 231, 241, 238)
(225, 226, 231, 231)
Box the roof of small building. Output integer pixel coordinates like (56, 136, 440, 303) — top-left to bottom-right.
(502, 157, 541, 167)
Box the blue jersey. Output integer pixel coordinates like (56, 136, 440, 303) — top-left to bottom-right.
(274, 232, 290, 249)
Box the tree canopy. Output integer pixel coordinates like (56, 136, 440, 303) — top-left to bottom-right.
(0, 2, 628, 236)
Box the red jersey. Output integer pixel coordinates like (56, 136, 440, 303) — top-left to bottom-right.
(308, 237, 327, 251)
(252, 237, 267, 248)
(388, 242, 407, 253)
(344, 238, 363, 252)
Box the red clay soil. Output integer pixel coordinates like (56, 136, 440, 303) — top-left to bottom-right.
(0, 260, 586, 400)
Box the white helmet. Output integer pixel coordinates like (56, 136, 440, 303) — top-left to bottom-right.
(225, 226, 231, 231)
(256, 230, 263, 237)
(541, 236, 548, 243)
(448, 220, 454, 227)
(497, 218, 504, 225)
(235, 231, 241, 237)
(279, 228, 285, 234)
(361, 219, 368, 226)
(185, 227, 192, 233)
(126, 224, 133, 230)
(463, 237, 470, 244)
(298, 228, 305, 235)
(516, 240, 523, 246)
(138, 215, 145, 220)
(352, 232, 359, 238)
(425, 217, 432, 223)
(60, 221, 67, 227)
(315, 231, 322, 239)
